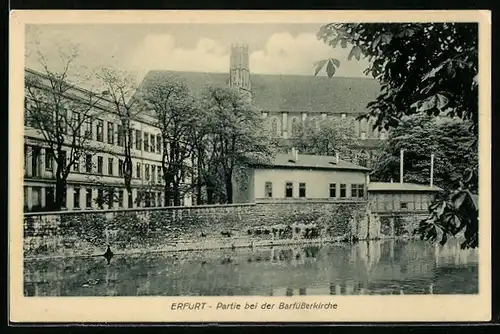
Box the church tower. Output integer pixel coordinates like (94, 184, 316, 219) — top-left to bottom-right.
(229, 43, 251, 97)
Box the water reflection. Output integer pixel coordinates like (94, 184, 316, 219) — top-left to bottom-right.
(24, 239, 478, 296)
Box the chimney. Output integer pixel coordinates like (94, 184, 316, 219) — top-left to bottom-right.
(430, 153, 435, 187)
(400, 149, 404, 185)
(336, 152, 339, 164)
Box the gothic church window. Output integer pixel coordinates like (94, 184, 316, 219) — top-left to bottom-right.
(291, 118, 299, 136)
(271, 118, 279, 136)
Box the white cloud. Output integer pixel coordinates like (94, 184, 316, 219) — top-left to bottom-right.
(128, 34, 230, 79)
(128, 31, 370, 79)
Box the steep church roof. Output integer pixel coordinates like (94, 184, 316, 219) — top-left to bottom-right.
(138, 70, 380, 114)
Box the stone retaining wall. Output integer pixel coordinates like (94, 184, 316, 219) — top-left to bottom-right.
(23, 202, 422, 259)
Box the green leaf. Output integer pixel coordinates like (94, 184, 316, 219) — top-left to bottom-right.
(313, 59, 328, 76)
(380, 33, 393, 44)
(326, 60, 336, 78)
(330, 58, 341, 68)
(348, 46, 362, 61)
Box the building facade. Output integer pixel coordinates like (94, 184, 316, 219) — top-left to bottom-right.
(23, 68, 192, 212)
(233, 150, 370, 204)
(368, 182, 442, 213)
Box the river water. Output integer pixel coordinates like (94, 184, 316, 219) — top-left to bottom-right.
(24, 239, 478, 296)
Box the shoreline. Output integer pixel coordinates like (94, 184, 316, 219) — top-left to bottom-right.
(23, 235, 415, 262)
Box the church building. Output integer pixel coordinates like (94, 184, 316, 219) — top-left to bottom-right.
(138, 43, 386, 166)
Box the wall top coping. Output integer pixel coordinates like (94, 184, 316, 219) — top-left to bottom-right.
(23, 203, 257, 217)
(23, 200, 369, 217)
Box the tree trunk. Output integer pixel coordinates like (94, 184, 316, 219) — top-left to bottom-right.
(173, 181, 180, 206)
(206, 181, 214, 205)
(55, 178, 67, 210)
(225, 178, 233, 204)
(196, 176, 203, 205)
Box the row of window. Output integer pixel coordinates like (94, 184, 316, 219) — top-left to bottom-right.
(24, 186, 165, 211)
(264, 182, 365, 199)
(24, 101, 163, 154)
(83, 119, 163, 154)
(268, 116, 387, 140)
(79, 155, 163, 183)
(26, 145, 164, 183)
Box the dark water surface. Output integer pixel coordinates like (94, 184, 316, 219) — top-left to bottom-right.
(24, 240, 478, 296)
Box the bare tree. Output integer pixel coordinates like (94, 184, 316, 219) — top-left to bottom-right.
(25, 44, 104, 210)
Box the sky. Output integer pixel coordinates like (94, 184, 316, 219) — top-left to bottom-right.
(25, 24, 370, 86)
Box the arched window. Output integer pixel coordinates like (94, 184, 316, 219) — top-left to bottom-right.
(271, 118, 279, 137)
(310, 117, 318, 131)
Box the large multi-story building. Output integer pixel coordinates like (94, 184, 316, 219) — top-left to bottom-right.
(23, 68, 192, 212)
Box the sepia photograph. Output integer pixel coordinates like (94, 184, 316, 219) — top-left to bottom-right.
(9, 10, 491, 322)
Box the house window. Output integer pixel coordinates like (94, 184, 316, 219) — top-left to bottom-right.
(128, 192, 133, 208)
(107, 122, 114, 144)
(45, 187, 55, 210)
(158, 166, 162, 183)
(45, 148, 53, 171)
(150, 135, 155, 154)
(107, 188, 114, 208)
(157, 192, 162, 207)
(85, 154, 92, 173)
(97, 156, 103, 174)
(97, 188, 104, 209)
(135, 130, 142, 150)
(72, 111, 81, 136)
(351, 184, 358, 198)
(265, 182, 273, 198)
(85, 118, 93, 139)
(31, 147, 41, 177)
(96, 119, 104, 142)
(118, 159, 124, 177)
(151, 165, 156, 183)
(108, 158, 114, 175)
(59, 108, 68, 134)
(73, 188, 80, 209)
(136, 162, 141, 178)
(358, 184, 365, 198)
(144, 133, 149, 152)
(145, 164, 150, 181)
(351, 184, 365, 198)
(73, 153, 80, 172)
(86, 189, 92, 208)
(117, 125, 123, 146)
(118, 190, 124, 207)
(401, 202, 408, 209)
(156, 135, 162, 153)
(299, 183, 306, 198)
(340, 184, 346, 198)
(285, 182, 293, 198)
(329, 183, 336, 198)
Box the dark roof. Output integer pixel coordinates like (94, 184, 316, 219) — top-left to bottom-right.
(253, 153, 370, 171)
(139, 70, 380, 114)
(368, 182, 443, 192)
